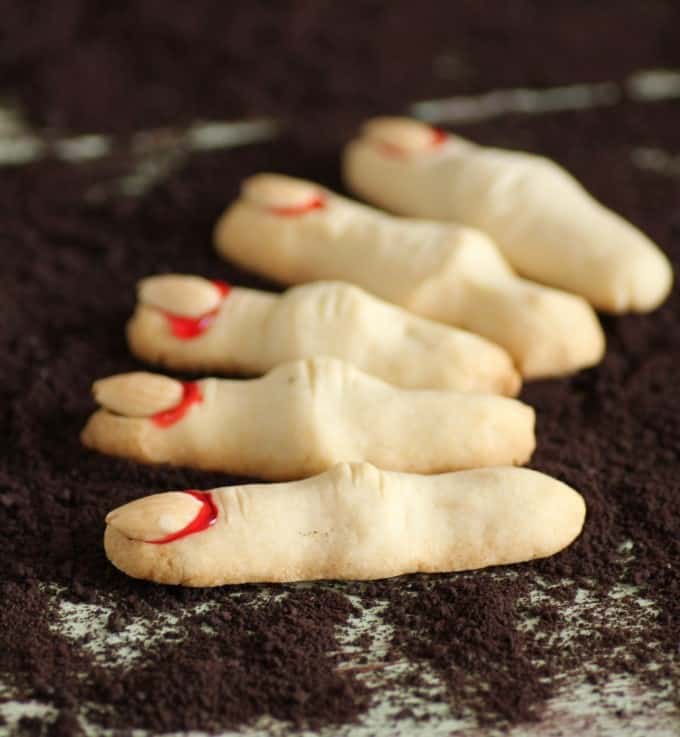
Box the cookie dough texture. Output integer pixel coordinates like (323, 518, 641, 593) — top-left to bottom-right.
(104, 462, 586, 586)
(214, 174, 605, 379)
(343, 117, 673, 314)
(81, 358, 535, 480)
(128, 276, 521, 396)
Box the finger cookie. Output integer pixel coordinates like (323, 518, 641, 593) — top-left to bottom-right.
(343, 116, 673, 314)
(214, 173, 605, 379)
(104, 462, 586, 586)
(128, 274, 520, 395)
(81, 358, 535, 480)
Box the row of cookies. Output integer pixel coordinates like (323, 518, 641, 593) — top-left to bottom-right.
(90, 117, 671, 587)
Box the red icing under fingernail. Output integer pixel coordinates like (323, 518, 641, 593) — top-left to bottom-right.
(378, 127, 448, 157)
(271, 194, 326, 217)
(430, 127, 448, 146)
(162, 280, 231, 339)
(212, 280, 230, 298)
(150, 491, 218, 544)
(152, 382, 203, 427)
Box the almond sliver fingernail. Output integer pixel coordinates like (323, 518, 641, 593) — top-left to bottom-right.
(362, 117, 447, 155)
(93, 373, 184, 417)
(242, 173, 325, 214)
(139, 274, 224, 317)
(106, 491, 205, 542)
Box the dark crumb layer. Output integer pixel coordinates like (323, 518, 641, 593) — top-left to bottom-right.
(2, 0, 680, 134)
(1, 103, 679, 733)
(1, 3, 680, 735)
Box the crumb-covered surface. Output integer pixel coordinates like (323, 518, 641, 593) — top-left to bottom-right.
(1, 3, 680, 736)
(2, 0, 680, 135)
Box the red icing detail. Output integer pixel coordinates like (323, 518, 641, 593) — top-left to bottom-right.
(165, 311, 217, 339)
(162, 280, 232, 339)
(149, 491, 218, 544)
(377, 126, 449, 157)
(151, 382, 203, 428)
(430, 127, 448, 146)
(271, 194, 326, 217)
(212, 280, 231, 298)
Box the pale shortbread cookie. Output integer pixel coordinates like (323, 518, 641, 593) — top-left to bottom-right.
(128, 274, 520, 395)
(104, 462, 586, 586)
(343, 116, 673, 314)
(214, 173, 605, 380)
(81, 358, 535, 480)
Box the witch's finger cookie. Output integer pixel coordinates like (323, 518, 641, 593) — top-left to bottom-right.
(343, 116, 673, 314)
(214, 173, 604, 379)
(104, 462, 586, 586)
(128, 274, 520, 395)
(81, 358, 535, 480)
